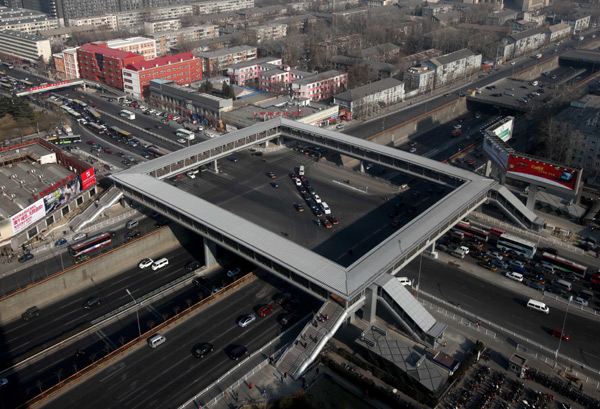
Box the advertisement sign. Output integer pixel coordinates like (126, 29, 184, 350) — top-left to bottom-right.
(483, 134, 510, 170)
(490, 117, 513, 142)
(80, 168, 96, 191)
(11, 198, 46, 235)
(43, 176, 82, 213)
(506, 155, 580, 191)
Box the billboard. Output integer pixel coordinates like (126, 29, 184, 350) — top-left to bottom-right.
(506, 155, 580, 191)
(483, 134, 510, 170)
(11, 198, 46, 235)
(489, 117, 513, 142)
(43, 176, 82, 213)
(80, 168, 96, 191)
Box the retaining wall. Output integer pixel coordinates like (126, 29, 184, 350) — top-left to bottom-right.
(0, 226, 191, 324)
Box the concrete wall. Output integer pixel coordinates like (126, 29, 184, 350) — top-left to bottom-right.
(511, 57, 559, 81)
(0, 226, 191, 324)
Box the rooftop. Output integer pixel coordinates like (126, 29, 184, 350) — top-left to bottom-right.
(229, 56, 281, 70)
(126, 52, 197, 71)
(105, 37, 155, 49)
(430, 49, 476, 66)
(292, 70, 345, 86)
(195, 45, 256, 58)
(334, 78, 404, 102)
(0, 29, 47, 42)
(508, 27, 544, 41)
(79, 43, 141, 59)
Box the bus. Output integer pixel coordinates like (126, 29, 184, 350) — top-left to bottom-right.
(69, 110, 82, 119)
(109, 126, 132, 142)
(496, 233, 537, 259)
(73, 253, 90, 264)
(120, 110, 135, 120)
(489, 227, 506, 237)
(541, 253, 588, 279)
(0, 83, 12, 91)
(48, 135, 82, 144)
(454, 222, 490, 242)
(68, 232, 112, 258)
(71, 99, 88, 110)
(148, 145, 165, 157)
(176, 128, 195, 140)
(87, 122, 106, 135)
(86, 107, 101, 121)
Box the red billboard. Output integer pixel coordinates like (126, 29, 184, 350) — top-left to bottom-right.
(26, 81, 71, 92)
(80, 168, 96, 191)
(506, 155, 580, 191)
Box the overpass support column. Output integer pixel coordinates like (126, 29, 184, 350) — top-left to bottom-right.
(425, 241, 438, 259)
(359, 161, 365, 174)
(526, 184, 538, 210)
(203, 237, 217, 267)
(211, 160, 218, 172)
(361, 284, 378, 323)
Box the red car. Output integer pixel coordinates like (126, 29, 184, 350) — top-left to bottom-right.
(167, 115, 175, 120)
(552, 328, 570, 341)
(327, 216, 338, 225)
(323, 219, 332, 229)
(104, 148, 114, 154)
(257, 304, 274, 317)
(86, 141, 96, 145)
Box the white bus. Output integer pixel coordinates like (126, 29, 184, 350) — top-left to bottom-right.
(176, 128, 195, 140)
(119, 110, 135, 120)
(496, 233, 537, 259)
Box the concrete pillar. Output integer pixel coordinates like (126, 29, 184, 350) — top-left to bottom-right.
(211, 159, 218, 172)
(499, 171, 506, 185)
(203, 237, 217, 267)
(362, 284, 378, 323)
(526, 184, 538, 210)
(484, 160, 493, 178)
(359, 161, 365, 174)
(425, 241, 438, 259)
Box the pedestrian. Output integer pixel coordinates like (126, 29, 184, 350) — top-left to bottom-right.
(263, 389, 267, 396)
(249, 382, 253, 389)
(284, 372, 287, 379)
(281, 376, 284, 382)
(443, 341, 447, 348)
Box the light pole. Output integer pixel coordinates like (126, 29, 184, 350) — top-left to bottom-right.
(126, 288, 141, 339)
(415, 252, 423, 300)
(554, 295, 572, 368)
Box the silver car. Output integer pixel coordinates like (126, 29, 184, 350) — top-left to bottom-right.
(237, 314, 256, 328)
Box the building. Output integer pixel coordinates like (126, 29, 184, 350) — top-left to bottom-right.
(144, 19, 181, 34)
(290, 70, 347, 101)
(226, 56, 282, 87)
(422, 4, 453, 18)
(105, 37, 156, 61)
(122, 52, 203, 100)
(561, 14, 591, 34)
(402, 65, 435, 92)
(0, 29, 51, 63)
(515, 0, 548, 12)
(193, 0, 254, 15)
(351, 43, 402, 62)
(116, 10, 144, 31)
(367, 0, 395, 7)
(333, 78, 404, 119)
(67, 15, 118, 30)
(37, 25, 96, 46)
(546, 23, 571, 43)
(19, 0, 59, 19)
(77, 43, 144, 89)
(427, 49, 482, 87)
(58, 0, 120, 20)
(150, 25, 218, 56)
(53, 47, 79, 79)
(258, 67, 311, 93)
(331, 56, 399, 83)
(246, 23, 287, 44)
(149, 79, 233, 120)
(485, 9, 518, 26)
(509, 19, 540, 32)
(497, 28, 546, 60)
(195, 45, 257, 77)
(0, 6, 59, 34)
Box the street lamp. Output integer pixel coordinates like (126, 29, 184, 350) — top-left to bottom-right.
(554, 295, 572, 368)
(415, 252, 423, 301)
(126, 288, 142, 339)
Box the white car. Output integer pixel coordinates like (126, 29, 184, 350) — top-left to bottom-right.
(453, 125, 462, 130)
(313, 194, 322, 203)
(177, 138, 187, 144)
(505, 271, 523, 282)
(295, 178, 302, 186)
(510, 61, 516, 65)
(459, 246, 470, 255)
(485, 251, 503, 261)
(238, 314, 256, 327)
(138, 258, 153, 269)
(227, 267, 241, 278)
(72, 233, 88, 242)
(335, 123, 345, 129)
(409, 147, 417, 153)
(572, 297, 588, 307)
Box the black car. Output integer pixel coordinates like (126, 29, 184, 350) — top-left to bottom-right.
(185, 260, 201, 271)
(83, 297, 101, 310)
(22, 306, 40, 321)
(192, 276, 208, 286)
(228, 345, 247, 360)
(282, 298, 301, 312)
(155, 219, 170, 228)
(274, 293, 291, 305)
(279, 313, 298, 326)
(270, 182, 279, 188)
(125, 230, 140, 241)
(539, 247, 558, 255)
(192, 342, 214, 358)
(546, 286, 567, 295)
(18, 253, 34, 263)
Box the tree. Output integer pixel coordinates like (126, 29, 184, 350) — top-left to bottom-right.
(199, 80, 213, 94)
(530, 117, 572, 164)
(347, 64, 369, 88)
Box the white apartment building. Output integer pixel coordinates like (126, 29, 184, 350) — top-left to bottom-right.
(105, 37, 157, 60)
(333, 78, 404, 118)
(144, 19, 181, 34)
(0, 30, 52, 63)
(67, 15, 118, 30)
(546, 23, 572, 42)
(193, 0, 254, 15)
(0, 7, 59, 34)
(116, 11, 144, 30)
(150, 25, 217, 56)
(247, 23, 287, 44)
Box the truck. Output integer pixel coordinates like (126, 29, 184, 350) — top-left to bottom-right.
(451, 129, 462, 137)
(62, 125, 73, 136)
(534, 54, 542, 60)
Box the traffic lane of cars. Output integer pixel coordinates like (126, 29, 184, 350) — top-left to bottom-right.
(1, 246, 202, 362)
(401, 255, 600, 366)
(42, 278, 310, 409)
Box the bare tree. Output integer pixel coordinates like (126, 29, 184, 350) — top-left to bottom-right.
(531, 117, 572, 164)
(161, 312, 169, 322)
(173, 305, 181, 315)
(36, 380, 43, 393)
(55, 368, 64, 383)
(185, 298, 192, 309)
(147, 320, 156, 330)
(88, 352, 97, 364)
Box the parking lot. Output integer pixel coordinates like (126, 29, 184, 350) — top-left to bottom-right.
(174, 146, 451, 266)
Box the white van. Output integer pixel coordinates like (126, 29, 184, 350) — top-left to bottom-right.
(126, 219, 139, 229)
(451, 248, 465, 259)
(148, 334, 166, 348)
(320, 202, 331, 215)
(299, 165, 305, 176)
(553, 279, 572, 291)
(151, 257, 169, 271)
(397, 277, 412, 286)
(527, 299, 549, 314)
(505, 272, 524, 282)
(187, 169, 199, 179)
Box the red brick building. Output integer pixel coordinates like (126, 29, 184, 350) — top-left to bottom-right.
(122, 52, 203, 100)
(76, 43, 144, 90)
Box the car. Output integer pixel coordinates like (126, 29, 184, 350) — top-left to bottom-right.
(55, 238, 68, 247)
(477, 261, 497, 271)
(505, 272, 524, 282)
(551, 329, 570, 341)
(529, 275, 546, 285)
(228, 157, 238, 162)
(192, 276, 208, 286)
(139, 258, 153, 269)
(274, 293, 291, 305)
(155, 219, 170, 228)
(508, 259, 525, 268)
(177, 138, 187, 144)
(294, 203, 304, 212)
(124, 230, 140, 242)
(226, 267, 242, 278)
(471, 239, 484, 248)
(459, 246, 469, 255)
(491, 259, 508, 269)
(572, 297, 588, 307)
(327, 215, 339, 225)
(22, 306, 40, 321)
(313, 208, 323, 217)
(279, 313, 298, 326)
(510, 61, 516, 65)
(185, 260, 201, 271)
(86, 141, 96, 145)
(270, 182, 279, 188)
(539, 247, 558, 255)
(524, 280, 545, 291)
(546, 286, 567, 295)
(323, 219, 333, 229)
(211, 286, 224, 295)
(266, 172, 276, 179)
(313, 194, 322, 203)
(18, 253, 34, 263)
(73, 233, 87, 242)
(290, 172, 298, 180)
(453, 124, 462, 130)
(83, 297, 101, 309)
(409, 147, 417, 153)
(192, 342, 214, 358)
(257, 304, 274, 317)
(238, 314, 256, 327)
(282, 298, 301, 312)
(228, 345, 247, 360)
(485, 251, 503, 261)
(335, 123, 345, 129)
(0, 378, 7, 387)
